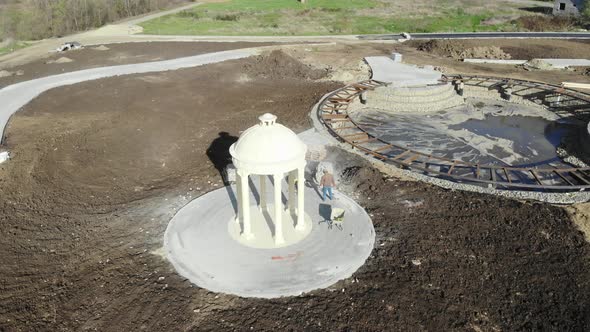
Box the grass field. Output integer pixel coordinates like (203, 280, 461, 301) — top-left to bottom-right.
(0, 41, 31, 56)
(139, 0, 555, 36)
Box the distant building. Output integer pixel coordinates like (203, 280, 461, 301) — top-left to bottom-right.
(553, 0, 584, 16)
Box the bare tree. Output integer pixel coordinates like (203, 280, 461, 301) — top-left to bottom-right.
(1, 0, 171, 41)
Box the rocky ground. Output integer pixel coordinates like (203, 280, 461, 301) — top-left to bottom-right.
(1, 41, 590, 331)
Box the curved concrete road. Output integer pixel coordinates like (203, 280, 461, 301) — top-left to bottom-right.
(0, 47, 259, 144)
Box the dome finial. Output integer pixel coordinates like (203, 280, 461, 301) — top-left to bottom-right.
(259, 113, 277, 126)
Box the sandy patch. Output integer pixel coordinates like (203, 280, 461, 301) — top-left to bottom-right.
(137, 75, 171, 83)
(0, 70, 13, 78)
(46, 57, 74, 64)
(568, 203, 590, 243)
(93, 45, 110, 51)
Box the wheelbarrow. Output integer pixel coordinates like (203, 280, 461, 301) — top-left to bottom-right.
(328, 207, 345, 230)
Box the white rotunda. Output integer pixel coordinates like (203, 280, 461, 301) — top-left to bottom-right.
(164, 113, 376, 298)
(229, 113, 309, 247)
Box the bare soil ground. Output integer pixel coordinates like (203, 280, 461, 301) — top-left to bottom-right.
(407, 39, 590, 61)
(1, 41, 590, 331)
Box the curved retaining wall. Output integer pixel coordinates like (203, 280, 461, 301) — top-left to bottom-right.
(311, 82, 590, 203)
(355, 83, 465, 113)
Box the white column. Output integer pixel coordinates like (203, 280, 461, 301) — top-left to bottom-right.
(259, 175, 267, 211)
(240, 171, 253, 240)
(296, 166, 306, 231)
(288, 170, 296, 212)
(273, 173, 285, 245)
(235, 172, 242, 223)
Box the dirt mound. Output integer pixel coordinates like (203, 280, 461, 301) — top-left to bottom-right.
(341, 165, 385, 199)
(459, 46, 511, 59)
(414, 40, 511, 59)
(414, 39, 466, 58)
(409, 39, 590, 61)
(45, 57, 73, 64)
(523, 58, 554, 71)
(93, 45, 110, 51)
(244, 50, 328, 80)
(515, 15, 577, 32)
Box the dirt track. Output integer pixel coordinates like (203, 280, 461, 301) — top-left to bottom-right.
(1, 42, 590, 331)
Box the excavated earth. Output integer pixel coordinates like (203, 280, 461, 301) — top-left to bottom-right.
(1, 42, 590, 331)
(408, 39, 590, 60)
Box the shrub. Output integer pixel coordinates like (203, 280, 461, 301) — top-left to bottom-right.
(583, 0, 590, 23)
(320, 8, 343, 13)
(215, 14, 239, 21)
(514, 15, 577, 31)
(296, 9, 313, 16)
(178, 10, 201, 19)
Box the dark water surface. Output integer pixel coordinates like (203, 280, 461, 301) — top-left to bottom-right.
(352, 108, 579, 167)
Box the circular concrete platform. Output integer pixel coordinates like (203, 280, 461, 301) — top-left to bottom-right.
(164, 182, 375, 298)
(228, 205, 313, 249)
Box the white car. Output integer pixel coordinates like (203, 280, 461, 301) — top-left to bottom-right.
(56, 41, 82, 52)
(401, 32, 411, 40)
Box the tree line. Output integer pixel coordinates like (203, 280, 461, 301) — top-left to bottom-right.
(0, 0, 182, 41)
(1, 0, 589, 43)
(584, 0, 590, 23)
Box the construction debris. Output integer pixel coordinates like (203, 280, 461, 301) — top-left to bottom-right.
(523, 59, 554, 71)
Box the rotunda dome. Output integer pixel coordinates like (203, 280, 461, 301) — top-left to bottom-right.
(230, 113, 307, 174)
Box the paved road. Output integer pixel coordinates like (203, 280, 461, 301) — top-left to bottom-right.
(359, 32, 590, 40)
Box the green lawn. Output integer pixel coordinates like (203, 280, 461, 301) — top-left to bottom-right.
(0, 41, 31, 56)
(139, 0, 530, 36)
